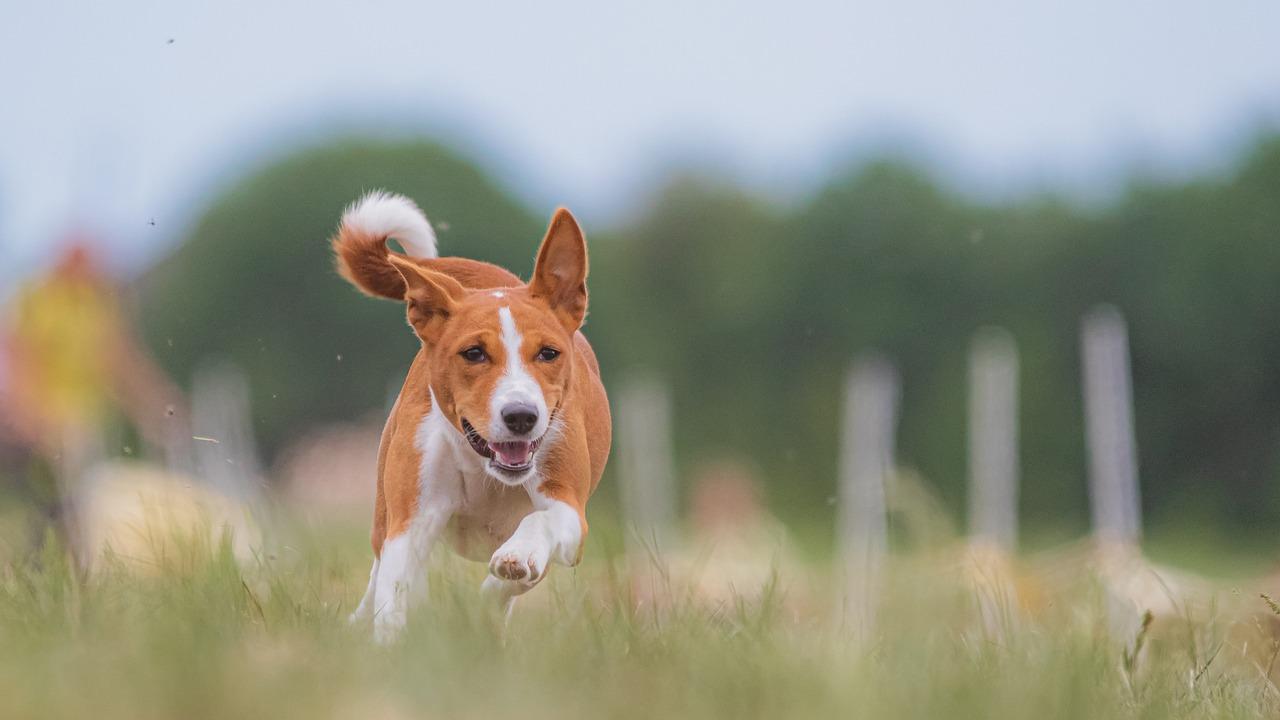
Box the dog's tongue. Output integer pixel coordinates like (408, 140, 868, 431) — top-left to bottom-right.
(492, 441, 533, 467)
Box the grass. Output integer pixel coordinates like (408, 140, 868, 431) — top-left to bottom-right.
(0, 517, 1278, 720)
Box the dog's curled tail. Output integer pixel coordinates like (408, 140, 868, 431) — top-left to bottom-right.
(332, 191, 438, 300)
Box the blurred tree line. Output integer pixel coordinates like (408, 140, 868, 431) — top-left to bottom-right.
(139, 136, 1280, 541)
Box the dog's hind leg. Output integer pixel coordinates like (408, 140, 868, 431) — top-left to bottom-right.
(349, 557, 380, 624)
(352, 462, 389, 625)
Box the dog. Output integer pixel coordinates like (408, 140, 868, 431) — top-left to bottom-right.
(331, 192, 611, 640)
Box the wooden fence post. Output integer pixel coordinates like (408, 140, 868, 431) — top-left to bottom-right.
(1081, 306, 1141, 546)
(1082, 306, 1154, 640)
(837, 355, 899, 638)
(191, 361, 267, 517)
(968, 327, 1020, 553)
(617, 375, 678, 565)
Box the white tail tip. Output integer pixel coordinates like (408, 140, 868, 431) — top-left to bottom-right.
(342, 191, 438, 258)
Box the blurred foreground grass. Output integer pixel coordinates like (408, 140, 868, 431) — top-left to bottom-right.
(1, 518, 1278, 720)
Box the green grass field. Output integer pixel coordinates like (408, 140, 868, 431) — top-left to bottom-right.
(1, 516, 1278, 720)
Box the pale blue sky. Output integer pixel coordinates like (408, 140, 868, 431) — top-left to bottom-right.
(2, 0, 1278, 283)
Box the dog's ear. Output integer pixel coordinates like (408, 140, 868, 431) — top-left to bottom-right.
(529, 208, 588, 333)
(388, 255, 466, 343)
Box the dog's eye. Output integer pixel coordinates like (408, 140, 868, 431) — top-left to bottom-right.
(536, 346, 561, 362)
(460, 346, 488, 363)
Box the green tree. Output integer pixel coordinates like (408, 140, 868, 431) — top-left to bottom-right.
(140, 140, 541, 455)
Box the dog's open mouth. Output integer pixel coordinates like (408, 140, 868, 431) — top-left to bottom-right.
(461, 419, 541, 474)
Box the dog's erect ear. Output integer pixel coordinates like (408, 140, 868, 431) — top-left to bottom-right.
(388, 255, 466, 342)
(528, 208, 588, 333)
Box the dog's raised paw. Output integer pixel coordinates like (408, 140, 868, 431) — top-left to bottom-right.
(488, 539, 549, 586)
(491, 553, 532, 581)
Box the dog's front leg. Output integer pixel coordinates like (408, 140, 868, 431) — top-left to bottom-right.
(487, 489, 585, 590)
(372, 506, 452, 643)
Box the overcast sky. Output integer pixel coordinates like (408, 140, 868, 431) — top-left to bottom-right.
(2, 0, 1278, 282)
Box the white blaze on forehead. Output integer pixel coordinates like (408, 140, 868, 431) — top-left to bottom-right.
(489, 306, 550, 440)
(490, 291, 505, 298)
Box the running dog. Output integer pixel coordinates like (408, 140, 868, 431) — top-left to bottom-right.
(332, 192, 611, 641)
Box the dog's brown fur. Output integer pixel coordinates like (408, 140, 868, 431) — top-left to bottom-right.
(333, 203, 610, 588)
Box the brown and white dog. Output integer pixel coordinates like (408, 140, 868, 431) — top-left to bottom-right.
(331, 192, 611, 641)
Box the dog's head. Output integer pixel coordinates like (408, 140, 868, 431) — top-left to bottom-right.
(388, 208, 588, 486)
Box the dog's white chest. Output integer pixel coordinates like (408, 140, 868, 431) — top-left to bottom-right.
(414, 404, 534, 558)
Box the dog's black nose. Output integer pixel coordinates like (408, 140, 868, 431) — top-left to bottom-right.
(502, 404, 539, 435)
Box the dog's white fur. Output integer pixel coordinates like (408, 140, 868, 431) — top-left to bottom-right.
(486, 306, 552, 471)
(342, 191, 438, 259)
(352, 379, 582, 642)
(340, 196, 600, 643)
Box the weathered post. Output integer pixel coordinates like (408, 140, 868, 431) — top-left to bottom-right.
(1081, 306, 1141, 546)
(1081, 306, 1148, 639)
(191, 361, 267, 516)
(837, 355, 898, 639)
(968, 327, 1020, 552)
(617, 375, 678, 565)
(966, 327, 1021, 637)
